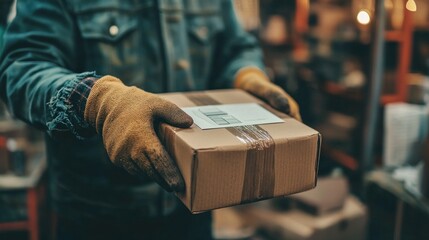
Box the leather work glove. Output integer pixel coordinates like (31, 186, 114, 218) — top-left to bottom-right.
(234, 67, 302, 121)
(84, 76, 193, 192)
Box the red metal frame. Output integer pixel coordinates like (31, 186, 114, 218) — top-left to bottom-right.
(381, 4, 414, 104)
(0, 186, 40, 240)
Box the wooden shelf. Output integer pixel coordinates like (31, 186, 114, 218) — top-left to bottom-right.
(381, 94, 402, 104)
(324, 83, 406, 105)
(0, 152, 45, 240)
(322, 145, 359, 171)
(0, 153, 46, 190)
(385, 31, 404, 42)
(381, 7, 413, 104)
(0, 221, 28, 231)
(323, 82, 363, 101)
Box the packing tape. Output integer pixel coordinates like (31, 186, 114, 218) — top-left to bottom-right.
(227, 125, 275, 203)
(184, 92, 276, 203)
(185, 92, 220, 105)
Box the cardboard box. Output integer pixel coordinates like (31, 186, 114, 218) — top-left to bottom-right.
(159, 89, 321, 213)
(244, 196, 367, 240)
(289, 176, 349, 215)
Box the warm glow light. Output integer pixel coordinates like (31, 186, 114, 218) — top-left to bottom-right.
(406, 0, 417, 12)
(357, 10, 371, 25)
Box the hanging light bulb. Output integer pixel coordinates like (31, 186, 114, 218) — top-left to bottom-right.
(406, 0, 417, 12)
(357, 9, 371, 25)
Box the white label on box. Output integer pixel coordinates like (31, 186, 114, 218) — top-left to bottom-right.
(182, 103, 284, 130)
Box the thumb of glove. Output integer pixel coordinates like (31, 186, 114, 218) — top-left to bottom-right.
(153, 99, 194, 128)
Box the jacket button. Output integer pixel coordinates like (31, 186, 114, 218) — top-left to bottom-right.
(175, 59, 190, 70)
(109, 25, 119, 36)
(196, 26, 208, 40)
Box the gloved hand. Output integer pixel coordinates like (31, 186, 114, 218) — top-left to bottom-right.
(234, 68, 302, 121)
(84, 76, 193, 192)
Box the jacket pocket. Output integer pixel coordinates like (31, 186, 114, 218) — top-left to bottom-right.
(75, 11, 139, 43)
(66, 0, 159, 87)
(187, 14, 224, 45)
(69, 0, 153, 43)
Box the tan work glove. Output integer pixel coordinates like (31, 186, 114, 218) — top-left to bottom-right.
(84, 76, 193, 192)
(234, 67, 302, 121)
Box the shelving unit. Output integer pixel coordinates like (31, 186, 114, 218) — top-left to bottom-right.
(257, 0, 414, 188)
(322, 145, 359, 171)
(0, 118, 46, 240)
(320, 0, 414, 177)
(0, 153, 46, 240)
(324, 82, 363, 101)
(381, 5, 413, 104)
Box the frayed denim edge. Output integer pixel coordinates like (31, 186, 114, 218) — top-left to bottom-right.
(46, 71, 97, 140)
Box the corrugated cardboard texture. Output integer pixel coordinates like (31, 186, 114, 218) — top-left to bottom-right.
(160, 89, 321, 213)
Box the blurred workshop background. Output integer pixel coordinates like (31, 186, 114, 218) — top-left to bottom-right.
(1, 0, 429, 239)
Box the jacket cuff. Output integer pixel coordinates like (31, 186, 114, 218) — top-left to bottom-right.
(234, 67, 270, 88)
(47, 72, 99, 139)
(69, 76, 98, 121)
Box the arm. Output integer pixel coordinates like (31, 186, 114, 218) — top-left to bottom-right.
(211, 0, 265, 89)
(0, 0, 97, 137)
(0, 0, 191, 191)
(212, 0, 301, 120)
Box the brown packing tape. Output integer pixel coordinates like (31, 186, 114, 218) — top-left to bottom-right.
(186, 92, 221, 106)
(227, 126, 275, 203)
(186, 92, 289, 119)
(184, 93, 276, 204)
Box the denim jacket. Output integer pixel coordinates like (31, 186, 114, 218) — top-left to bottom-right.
(0, 0, 265, 220)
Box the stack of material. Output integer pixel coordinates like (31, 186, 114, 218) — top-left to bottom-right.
(242, 177, 367, 240)
(383, 103, 429, 167)
(212, 207, 256, 240)
(288, 177, 349, 215)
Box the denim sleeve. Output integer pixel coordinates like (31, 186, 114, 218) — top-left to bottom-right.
(210, 0, 266, 89)
(0, 0, 94, 139)
(48, 74, 99, 139)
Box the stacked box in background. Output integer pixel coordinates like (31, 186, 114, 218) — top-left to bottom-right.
(244, 196, 367, 240)
(231, 176, 367, 240)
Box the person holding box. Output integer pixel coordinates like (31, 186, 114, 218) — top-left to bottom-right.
(0, 0, 300, 239)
